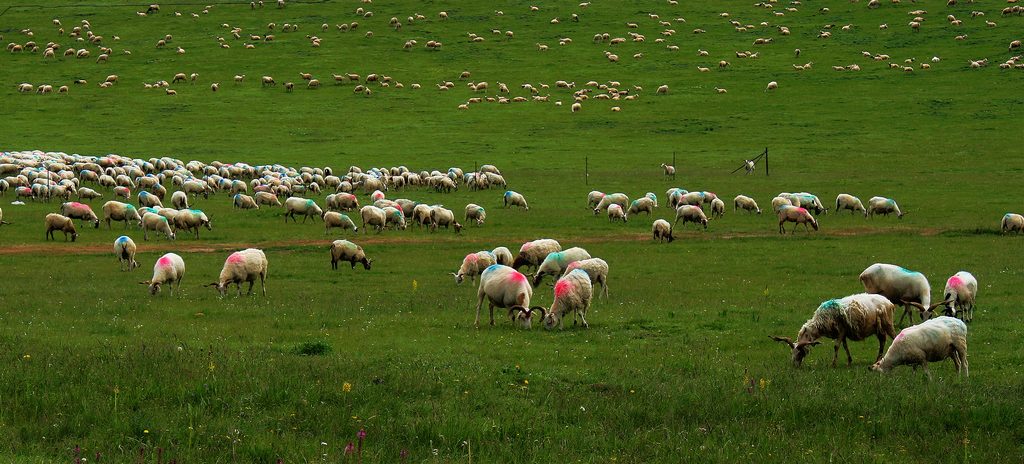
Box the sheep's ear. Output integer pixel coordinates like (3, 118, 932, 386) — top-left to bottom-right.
(769, 335, 795, 349)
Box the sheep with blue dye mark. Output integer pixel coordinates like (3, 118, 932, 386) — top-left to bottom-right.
(173, 209, 212, 238)
(1001, 213, 1023, 233)
(324, 211, 357, 234)
(794, 192, 827, 215)
(284, 196, 323, 222)
(644, 192, 658, 207)
(626, 197, 655, 218)
(835, 194, 866, 217)
(562, 257, 609, 298)
(475, 264, 537, 328)
(860, 263, 947, 325)
(942, 271, 977, 322)
(383, 206, 407, 230)
(512, 238, 562, 271)
(207, 248, 268, 297)
(771, 293, 896, 367)
(114, 235, 139, 271)
(453, 250, 497, 284)
(871, 316, 968, 379)
(542, 269, 593, 329)
(532, 247, 591, 287)
(868, 196, 903, 218)
(666, 188, 689, 208)
(233, 193, 259, 209)
(138, 190, 163, 208)
(503, 190, 529, 210)
(593, 193, 628, 215)
(141, 252, 185, 295)
(465, 203, 486, 225)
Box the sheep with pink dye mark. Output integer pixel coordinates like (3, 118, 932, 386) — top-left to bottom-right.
(453, 250, 497, 284)
(141, 252, 185, 296)
(475, 264, 536, 328)
(942, 271, 977, 322)
(562, 257, 609, 298)
(60, 202, 100, 228)
(542, 269, 594, 329)
(208, 248, 268, 297)
(776, 205, 817, 234)
(371, 190, 386, 202)
(512, 238, 561, 271)
(871, 316, 968, 379)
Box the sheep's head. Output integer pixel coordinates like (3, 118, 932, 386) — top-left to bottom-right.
(361, 258, 372, 270)
(902, 299, 952, 320)
(770, 335, 820, 367)
(942, 291, 958, 317)
(70, 231, 79, 241)
(92, 219, 99, 228)
(868, 361, 887, 373)
(452, 271, 465, 285)
(454, 222, 463, 233)
(140, 280, 160, 295)
(208, 282, 228, 296)
(509, 306, 544, 329)
(542, 307, 561, 330)
(530, 272, 546, 288)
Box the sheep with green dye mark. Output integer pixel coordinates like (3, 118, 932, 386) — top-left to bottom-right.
(233, 193, 259, 209)
(666, 188, 689, 208)
(138, 190, 163, 208)
(771, 293, 896, 367)
(465, 203, 486, 225)
(284, 196, 323, 223)
(102, 200, 141, 228)
(532, 247, 591, 287)
(383, 206, 407, 230)
(868, 196, 903, 218)
(871, 316, 968, 379)
(503, 190, 529, 210)
(542, 269, 593, 329)
(593, 193, 628, 215)
(324, 211, 357, 234)
(173, 209, 211, 239)
(627, 197, 655, 218)
(141, 212, 175, 240)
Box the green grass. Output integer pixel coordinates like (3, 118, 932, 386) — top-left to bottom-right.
(1, 0, 1023, 462)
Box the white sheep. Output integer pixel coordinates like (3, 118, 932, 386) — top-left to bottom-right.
(465, 203, 486, 225)
(542, 269, 593, 329)
(208, 248, 268, 296)
(512, 239, 562, 271)
(1002, 213, 1024, 233)
(587, 191, 605, 209)
(710, 198, 725, 219)
(674, 205, 708, 229)
(255, 191, 282, 207)
(324, 211, 358, 234)
(475, 264, 534, 328)
(835, 194, 867, 217)
(607, 203, 626, 222)
(60, 202, 100, 228)
(45, 213, 78, 241)
(284, 196, 323, 222)
(142, 253, 185, 296)
(430, 206, 461, 232)
(626, 197, 655, 218)
(942, 271, 977, 322)
(359, 205, 387, 233)
(141, 212, 176, 240)
(870, 316, 968, 379)
(102, 201, 142, 228)
(330, 239, 372, 270)
(453, 250, 497, 284)
(173, 209, 212, 239)
(868, 196, 903, 218)
(661, 163, 675, 176)
(770, 293, 896, 367)
(733, 195, 761, 214)
(776, 205, 817, 234)
(492, 246, 514, 266)
(652, 219, 674, 242)
(233, 193, 259, 209)
(532, 247, 591, 287)
(171, 190, 189, 209)
(593, 193, 629, 214)
(860, 263, 946, 325)
(503, 190, 529, 210)
(562, 257, 609, 298)
(114, 235, 139, 271)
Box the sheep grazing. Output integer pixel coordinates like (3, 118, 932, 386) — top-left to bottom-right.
(255, 191, 282, 207)
(871, 316, 968, 379)
(475, 264, 535, 328)
(532, 247, 591, 287)
(1002, 213, 1024, 233)
(453, 250, 497, 284)
(360, 205, 387, 232)
(674, 205, 708, 229)
(860, 263, 946, 325)
(942, 271, 977, 322)
(593, 193, 629, 215)
(102, 201, 142, 228)
(141, 253, 185, 296)
(330, 239, 372, 270)
(542, 269, 593, 329)
(324, 211, 358, 234)
(492, 246, 514, 266)
(653, 219, 674, 242)
(208, 248, 268, 296)
(284, 197, 323, 223)
(765, 81, 778, 92)
(503, 190, 529, 210)
(733, 195, 761, 214)
(710, 198, 725, 219)
(562, 257, 609, 298)
(465, 203, 486, 225)
(627, 197, 655, 218)
(512, 238, 562, 271)
(44, 213, 78, 241)
(607, 203, 626, 222)
(776, 205, 817, 234)
(771, 293, 896, 367)
(114, 235, 139, 271)
(233, 193, 259, 209)
(430, 206, 461, 232)
(868, 196, 903, 218)
(835, 194, 867, 217)
(173, 209, 212, 238)
(171, 190, 189, 209)
(60, 202, 100, 228)
(141, 212, 175, 240)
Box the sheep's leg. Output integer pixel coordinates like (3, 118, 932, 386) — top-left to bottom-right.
(876, 334, 886, 362)
(897, 305, 912, 326)
(488, 303, 496, 326)
(578, 309, 589, 328)
(247, 280, 255, 295)
(260, 273, 267, 296)
(921, 362, 931, 381)
(843, 338, 853, 366)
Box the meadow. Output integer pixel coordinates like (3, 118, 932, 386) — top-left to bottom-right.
(1, 0, 1023, 462)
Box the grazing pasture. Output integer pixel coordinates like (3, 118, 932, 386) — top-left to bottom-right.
(1, 0, 1023, 462)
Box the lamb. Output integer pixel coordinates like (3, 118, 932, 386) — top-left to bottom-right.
(942, 271, 977, 322)
(593, 193, 629, 214)
(492, 246, 514, 266)
(860, 263, 946, 325)
(255, 191, 282, 207)
(512, 238, 562, 271)
(835, 194, 867, 217)
(562, 257, 609, 298)
(141, 212, 176, 240)
(1002, 213, 1024, 233)
(171, 190, 189, 209)
(330, 239, 372, 270)
(710, 198, 725, 218)
(765, 81, 778, 92)
(674, 205, 708, 229)
(60, 202, 100, 228)
(475, 264, 535, 328)
(776, 205, 817, 234)
(733, 195, 761, 214)
(359, 205, 387, 233)
(503, 191, 529, 210)
(114, 235, 140, 271)
(661, 163, 675, 176)
(870, 316, 968, 379)
(324, 211, 358, 234)
(284, 196, 323, 223)
(173, 209, 212, 238)
(102, 201, 142, 228)
(453, 250, 498, 284)
(44, 213, 78, 241)
(868, 196, 903, 218)
(233, 193, 259, 209)
(607, 203, 626, 222)
(208, 248, 268, 296)
(465, 203, 486, 225)
(653, 219, 674, 242)
(430, 206, 461, 232)
(770, 293, 897, 367)
(626, 197, 655, 218)
(532, 247, 591, 287)
(141, 253, 185, 296)
(541, 269, 593, 329)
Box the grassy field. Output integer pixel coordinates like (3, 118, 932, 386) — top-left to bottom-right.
(1, 0, 1023, 462)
